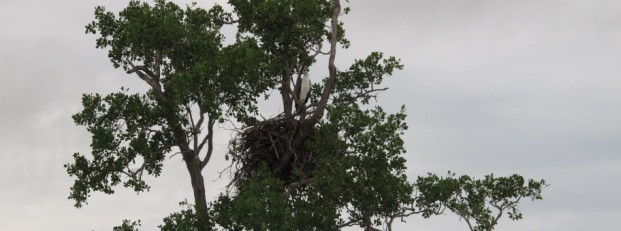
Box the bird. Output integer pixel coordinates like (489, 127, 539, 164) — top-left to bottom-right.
(294, 72, 311, 114)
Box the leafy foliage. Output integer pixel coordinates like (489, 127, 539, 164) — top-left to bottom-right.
(112, 220, 141, 231)
(213, 167, 304, 230)
(333, 52, 403, 105)
(230, 0, 336, 69)
(71, 1, 546, 230)
(320, 104, 413, 228)
(86, 0, 222, 70)
(67, 0, 278, 208)
(159, 201, 206, 231)
(415, 173, 547, 231)
(213, 25, 412, 228)
(213, 104, 412, 230)
(66, 91, 173, 207)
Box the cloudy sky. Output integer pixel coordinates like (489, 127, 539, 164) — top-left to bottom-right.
(1, 0, 620, 230)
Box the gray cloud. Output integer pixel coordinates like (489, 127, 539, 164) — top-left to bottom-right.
(1, 0, 619, 230)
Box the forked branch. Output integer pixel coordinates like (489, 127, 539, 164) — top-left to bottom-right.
(126, 59, 163, 98)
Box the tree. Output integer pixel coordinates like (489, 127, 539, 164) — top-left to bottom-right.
(67, 1, 546, 230)
(65, 1, 277, 230)
(415, 173, 546, 231)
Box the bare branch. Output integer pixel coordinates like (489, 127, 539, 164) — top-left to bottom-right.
(200, 117, 215, 169)
(464, 218, 474, 231)
(281, 60, 294, 117)
(333, 87, 389, 105)
(490, 195, 522, 226)
(169, 151, 183, 159)
(385, 204, 442, 231)
(338, 219, 359, 228)
(185, 104, 199, 153)
(214, 17, 238, 25)
(126, 64, 158, 80)
(310, 43, 330, 56)
(196, 108, 206, 131)
(126, 59, 163, 98)
(124, 161, 147, 179)
(309, 0, 341, 123)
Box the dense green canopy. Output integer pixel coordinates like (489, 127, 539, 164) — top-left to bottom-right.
(68, 1, 546, 230)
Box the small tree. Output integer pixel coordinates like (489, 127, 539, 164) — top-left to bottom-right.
(68, 1, 546, 230)
(415, 173, 547, 231)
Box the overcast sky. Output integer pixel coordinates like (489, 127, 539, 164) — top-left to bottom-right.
(1, 0, 620, 230)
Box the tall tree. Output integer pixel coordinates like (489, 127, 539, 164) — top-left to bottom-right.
(68, 1, 546, 230)
(66, 1, 278, 230)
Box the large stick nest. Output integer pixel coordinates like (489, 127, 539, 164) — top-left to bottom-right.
(227, 116, 317, 185)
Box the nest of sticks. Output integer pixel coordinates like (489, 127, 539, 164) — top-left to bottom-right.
(227, 115, 317, 186)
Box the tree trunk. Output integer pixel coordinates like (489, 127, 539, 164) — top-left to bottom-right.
(281, 63, 293, 117)
(184, 154, 209, 231)
(160, 88, 210, 231)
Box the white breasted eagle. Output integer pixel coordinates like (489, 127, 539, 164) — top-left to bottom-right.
(294, 73, 311, 113)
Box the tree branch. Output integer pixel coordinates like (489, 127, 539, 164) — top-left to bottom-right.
(126, 59, 163, 98)
(276, 0, 341, 174)
(185, 104, 200, 154)
(338, 219, 359, 228)
(385, 204, 442, 231)
(200, 117, 215, 169)
(310, 43, 330, 56)
(222, 18, 238, 24)
(126, 64, 158, 80)
(281, 60, 294, 117)
(309, 0, 341, 123)
(333, 87, 389, 105)
(124, 161, 147, 180)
